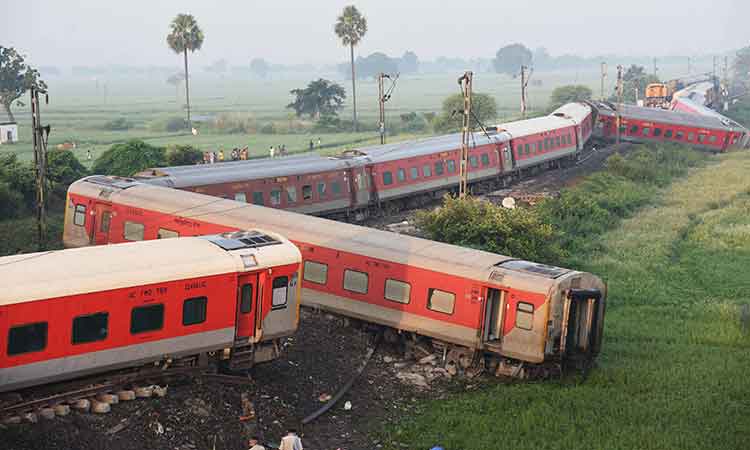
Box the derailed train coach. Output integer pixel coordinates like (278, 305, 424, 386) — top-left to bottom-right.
(63, 176, 606, 376)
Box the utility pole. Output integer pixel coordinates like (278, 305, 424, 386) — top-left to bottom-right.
(600, 62, 607, 101)
(377, 72, 397, 145)
(30, 85, 50, 251)
(458, 71, 473, 198)
(687, 56, 691, 75)
(520, 65, 532, 119)
(653, 57, 658, 78)
(616, 64, 623, 146)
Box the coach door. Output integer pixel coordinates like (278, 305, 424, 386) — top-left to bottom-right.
(90, 202, 113, 245)
(482, 288, 505, 343)
(235, 273, 259, 341)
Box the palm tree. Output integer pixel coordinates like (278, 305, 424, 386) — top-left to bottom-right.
(166, 14, 204, 130)
(334, 5, 367, 131)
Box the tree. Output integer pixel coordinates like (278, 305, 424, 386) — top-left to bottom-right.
(0, 46, 47, 122)
(166, 144, 203, 166)
(92, 140, 166, 176)
(433, 93, 497, 133)
(347, 52, 398, 80)
(399, 51, 419, 74)
(493, 43, 532, 76)
(549, 85, 593, 110)
(250, 58, 270, 79)
(334, 5, 367, 131)
(166, 14, 204, 130)
(287, 79, 346, 119)
(732, 46, 750, 93)
(47, 150, 88, 200)
(612, 64, 659, 103)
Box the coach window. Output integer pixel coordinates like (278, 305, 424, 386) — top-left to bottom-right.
(131, 304, 164, 334)
(343, 269, 368, 294)
(331, 181, 342, 195)
(383, 171, 393, 185)
(100, 211, 112, 233)
(481, 153, 490, 166)
(157, 228, 178, 239)
(384, 279, 411, 304)
(7, 322, 48, 356)
(697, 134, 706, 143)
(252, 192, 264, 205)
(630, 125, 639, 134)
(72, 312, 108, 344)
(272, 276, 289, 309)
(123, 221, 145, 241)
(469, 155, 478, 168)
(687, 132, 695, 141)
(427, 288, 455, 314)
(317, 182, 327, 199)
(423, 165, 432, 177)
(397, 168, 407, 182)
(270, 189, 281, 206)
(446, 160, 456, 173)
(287, 186, 298, 203)
(240, 285, 253, 313)
(675, 131, 684, 140)
(642, 127, 650, 136)
(665, 130, 673, 138)
(409, 167, 419, 180)
(183, 297, 207, 326)
(556, 136, 561, 147)
(303, 260, 328, 284)
(653, 128, 662, 137)
(302, 185, 313, 200)
(434, 161, 444, 175)
(524, 143, 530, 155)
(544, 139, 549, 150)
(709, 135, 717, 144)
(516, 302, 534, 330)
(73, 204, 86, 226)
(234, 192, 247, 203)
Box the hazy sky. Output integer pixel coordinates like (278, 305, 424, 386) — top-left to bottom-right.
(4, 0, 749, 67)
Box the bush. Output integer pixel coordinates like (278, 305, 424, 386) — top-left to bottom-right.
(0, 154, 35, 210)
(260, 122, 276, 134)
(166, 117, 188, 132)
(398, 112, 428, 133)
(92, 139, 166, 176)
(548, 85, 592, 111)
(101, 117, 133, 131)
(213, 113, 256, 134)
(0, 182, 24, 220)
(416, 195, 566, 264)
(166, 145, 203, 166)
(47, 150, 88, 203)
(434, 93, 497, 133)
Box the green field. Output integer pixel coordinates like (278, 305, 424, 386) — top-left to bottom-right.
(382, 151, 750, 450)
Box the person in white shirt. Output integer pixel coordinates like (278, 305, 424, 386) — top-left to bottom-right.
(279, 429, 303, 450)
(248, 436, 265, 450)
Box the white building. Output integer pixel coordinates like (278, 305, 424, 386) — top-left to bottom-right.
(0, 109, 18, 144)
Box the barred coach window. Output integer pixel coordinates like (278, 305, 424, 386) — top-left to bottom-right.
(427, 288, 455, 314)
(123, 221, 145, 241)
(131, 304, 164, 334)
(8, 322, 48, 356)
(73, 204, 86, 226)
(343, 269, 368, 294)
(272, 276, 289, 308)
(72, 312, 109, 344)
(183, 297, 208, 326)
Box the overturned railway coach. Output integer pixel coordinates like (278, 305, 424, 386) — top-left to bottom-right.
(64, 176, 606, 375)
(0, 233, 301, 392)
(134, 102, 596, 219)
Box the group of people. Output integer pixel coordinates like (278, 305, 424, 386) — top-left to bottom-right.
(248, 429, 303, 450)
(203, 146, 249, 164)
(268, 144, 289, 158)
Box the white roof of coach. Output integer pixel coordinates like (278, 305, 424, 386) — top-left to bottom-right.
(70, 178, 572, 295)
(551, 102, 592, 124)
(0, 233, 299, 306)
(494, 115, 575, 138)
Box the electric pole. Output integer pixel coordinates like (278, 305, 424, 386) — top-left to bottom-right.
(458, 71, 473, 198)
(377, 72, 397, 145)
(653, 57, 658, 78)
(520, 65, 532, 119)
(687, 56, 691, 75)
(600, 62, 607, 101)
(616, 64, 623, 146)
(30, 85, 50, 251)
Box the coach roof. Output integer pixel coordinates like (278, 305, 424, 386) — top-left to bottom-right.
(595, 102, 744, 131)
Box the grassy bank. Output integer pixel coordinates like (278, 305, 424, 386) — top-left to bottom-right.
(384, 150, 750, 450)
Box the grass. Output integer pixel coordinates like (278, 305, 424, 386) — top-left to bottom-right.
(380, 150, 750, 450)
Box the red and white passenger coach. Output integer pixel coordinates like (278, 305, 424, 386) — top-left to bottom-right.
(1, 232, 301, 392)
(64, 176, 606, 376)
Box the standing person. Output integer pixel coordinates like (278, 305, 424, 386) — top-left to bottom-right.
(316, 137, 321, 148)
(309, 140, 314, 151)
(279, 429, 303, 450)
(218, 149, 225, 162)
(269, 145, 275, 159)
(209, 151, 216, 164)
(281, 144, 287, 156)
(248, 437, 265, 450)
(86, 148, 92, 161)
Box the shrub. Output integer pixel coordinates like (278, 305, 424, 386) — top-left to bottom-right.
(416, 195, 566, 264)
(260, 122, 276, 134)
(434, 93, 497, 133)
(166, 145, 203, 166)
(398, 112, 428, 133)
(0, 182, 24, 220)
(101, 117, 133, 131)
(213, 113, 256, 134)
(92, 139, 166, 176)
(166, 117, 188, 132)
(47, 150, 88, 203)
